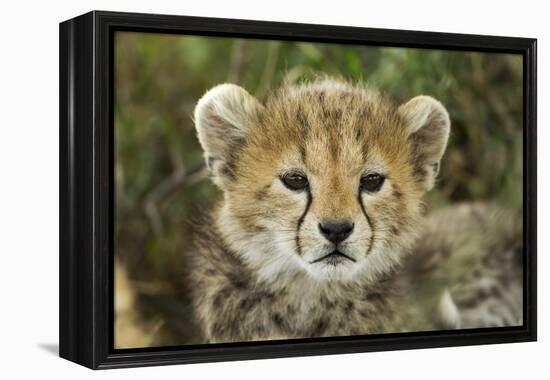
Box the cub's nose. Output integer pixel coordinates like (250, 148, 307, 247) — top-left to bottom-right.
(318, 221, 354, 244)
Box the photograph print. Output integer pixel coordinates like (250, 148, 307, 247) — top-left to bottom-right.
(113, 31, 524, 348)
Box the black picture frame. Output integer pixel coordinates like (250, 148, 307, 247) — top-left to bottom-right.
(59, 10, 537, 369)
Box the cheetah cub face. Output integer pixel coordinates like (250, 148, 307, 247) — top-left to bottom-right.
(194, 80, 450, 284)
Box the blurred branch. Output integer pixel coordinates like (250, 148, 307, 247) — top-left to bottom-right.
(144, 147, 209, 237)
(227, 40, 247, 84)
(256, 41, 281, 97)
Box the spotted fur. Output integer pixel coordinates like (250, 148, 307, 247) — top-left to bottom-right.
(397, 203, 523, 330)
(189, 79, 467, 343)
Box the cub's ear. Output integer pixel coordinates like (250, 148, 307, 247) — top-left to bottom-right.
(398, 95, 451, 191)
(194, 84, 264, 187)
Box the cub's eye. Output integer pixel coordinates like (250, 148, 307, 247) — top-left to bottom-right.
(281, 172, 308, 191)
(360, 173, 385, 193)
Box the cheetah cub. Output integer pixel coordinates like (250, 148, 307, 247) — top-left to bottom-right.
(190, 79, 451, 342)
